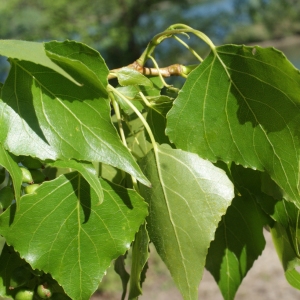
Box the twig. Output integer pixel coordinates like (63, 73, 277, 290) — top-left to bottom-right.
(108, 61, 187, 80)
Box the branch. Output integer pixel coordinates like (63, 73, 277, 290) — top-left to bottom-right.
(108, 61, 196, 80)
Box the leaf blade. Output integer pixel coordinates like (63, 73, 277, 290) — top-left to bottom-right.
(166, 45, 300, 205)
(128, 222, 150, 299)
(0, 55, 149, 186)
(117, 67, 153, 87)
(0, 175, 148, 300)
(0, 40, 79, 85)
(49, 159, 103, 204)
(206, 165, 269, 300)
(139, 145, 234, 300)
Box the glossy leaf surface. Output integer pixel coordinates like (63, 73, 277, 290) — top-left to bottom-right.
(0, 41, 149, 186)
(0, 174, 148, 300)
(139, 145, 234, 300)
(167, 45, 300, 205)
(0, 71, 57, 160)
(0, 40, 78, 85)
(45, 41, 108, 93)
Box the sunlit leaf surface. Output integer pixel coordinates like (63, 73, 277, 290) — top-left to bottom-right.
(0, 40, 79, 85)
(0, 174, 148, 300)
(139, 145, 234, 300)
(167, 45, 300, 205)
(0, 41, 149, 186)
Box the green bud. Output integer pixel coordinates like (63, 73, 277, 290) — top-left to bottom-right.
(14, 288, 34, 300)
(24, 184, 40, 195)
(20, 168, 33, 184)
(36, 282, 53, 299)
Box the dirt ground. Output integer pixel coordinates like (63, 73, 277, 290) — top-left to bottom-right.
(92, 230, 300, 300)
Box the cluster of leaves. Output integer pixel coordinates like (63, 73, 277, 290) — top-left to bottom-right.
(0, 24, 300, 300)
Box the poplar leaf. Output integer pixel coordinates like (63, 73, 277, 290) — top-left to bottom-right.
(206, 165, 269, 300)
(0, 40, 150, 186)
(139, 145, 234, 300)
(0, 174, 148, 300)
(0, 40, 79, 85)
(49, 159, 103, 204)
(117, 67, 153, 87)
(128, 223, 149, 299)
(167, 45, 300, 206)
(44, 40, 107, 93)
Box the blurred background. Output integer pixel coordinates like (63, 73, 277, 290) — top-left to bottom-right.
(0, 0, 300, 81)
(1, 0, 300, 299)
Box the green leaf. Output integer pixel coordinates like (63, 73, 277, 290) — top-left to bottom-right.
(0, 55, 149, 186)
(286, 268, 300, 290)
(271, 222, 300, 290)
(100, 163, 125, 185)
(44, 41, 108, 94)
(114, 87, 145, 114)
(166, 45, 300, 206)
(261, 172, 283, 201)
(256, 177, 300, 251)
(49, 160, 103, 204)
(0, 244, 26, 299)
(116, 85, 140, 100)
(117, 67, 153, 87)
(139, 145, 234, 300)
(114, 255, 130, 300)
(0, 40, 79, 85)
(128, 222, 150, 299)
(0, 174, 148, 300)
(146, 102, 173, 145)
(256, 176, 300, 290)
(0, 144, 22, 204)
(0, 187, 15, 210)
(206, 165, 268, 300)
(258, 194, 299, 230)
(125, 113, 152, 160)
(114, 75, 164, 115)
(0, 71, 57, 160)
(115, 76, 163, 101)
